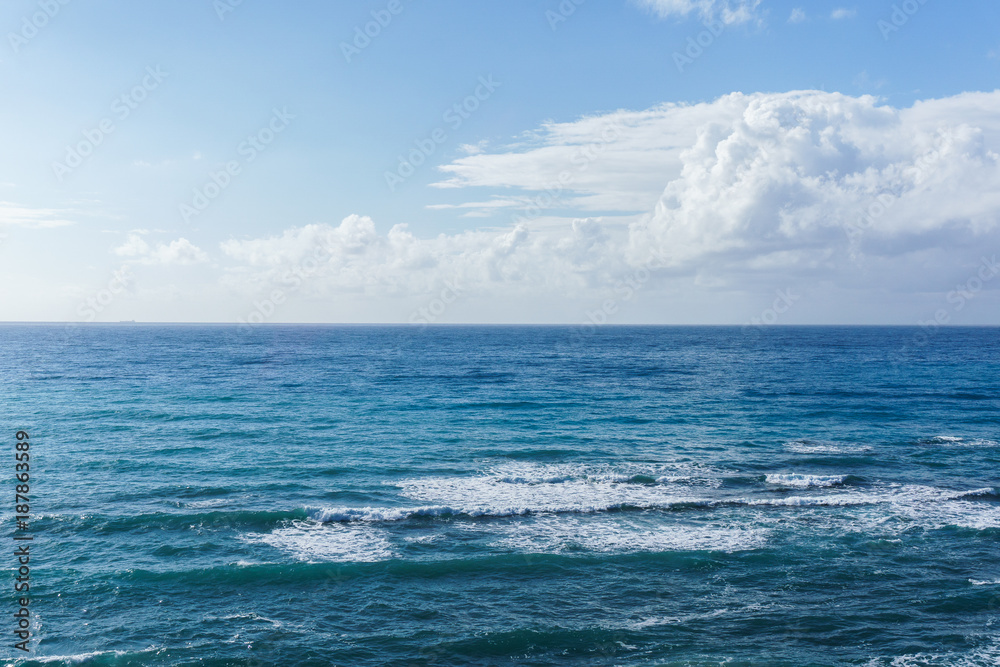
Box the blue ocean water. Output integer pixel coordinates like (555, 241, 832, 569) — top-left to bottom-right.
(1, 325, 1000, 666)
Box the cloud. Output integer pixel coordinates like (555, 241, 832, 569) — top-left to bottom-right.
(432, 101, 743, 215)
(113, 233, 150, 257)
(0, 201, 76, 228)
(226, 90, 1000, 308)
(634, 0, 762, 25)
(627, 90, 1000, 276)
(219, 215, 627, 298)
(830, 8, 857, 19)
(152, 238, 208, 265)
(114, 234, 208, 265)
(788, 8, 806, 23)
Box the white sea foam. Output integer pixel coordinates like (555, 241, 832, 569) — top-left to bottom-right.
(629, 608, 729, 629)
(784, 439, 873, 454)
(307, 505, 464, 523)
(485, 461, 724, 487)
(212, 611, 282, 626)
(765, 473, 848, 488)
(925, 435, 1000, 448)
(244, 521, 394, 563)
(18, 650, 155, 664)
(959, 487, 999, 498)
(494, 515, 769, 554)
(300, 463, 1000, 530)
(388, 462, 721, 518)
(768, 484, 1000, 533)
(865, 638, 1000, 666)
(260, 462, 1000, 564)
(184, 498, 232, 509)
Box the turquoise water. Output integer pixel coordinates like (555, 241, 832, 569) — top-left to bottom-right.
(1, 325, 999, 666)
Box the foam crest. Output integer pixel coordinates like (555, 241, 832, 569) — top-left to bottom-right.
(22, 650, 150, 664)
(395, 469, 704, 518)
(494, 516, 769, 554)
(924, 435, 1000, 448)
(765, 473, 848, 488)
(303, 474, 1000, 527)
(784, 439, 873, 454)
(865, 639, 1000, 666)
(245, 521, 394, 562)
(485, 461, 724, 487)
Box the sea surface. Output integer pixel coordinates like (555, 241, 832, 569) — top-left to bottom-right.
(1, 325, 1000, 666)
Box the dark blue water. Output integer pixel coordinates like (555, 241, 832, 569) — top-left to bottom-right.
(2, 325, 999, 666)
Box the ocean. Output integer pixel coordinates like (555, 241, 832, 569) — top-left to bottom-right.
(1, 325, 999, 666)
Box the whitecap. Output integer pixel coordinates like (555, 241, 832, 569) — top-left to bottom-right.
(243, 521, 393, 563)
(493, 515, 769, 555)
(765, 473, 848, 488)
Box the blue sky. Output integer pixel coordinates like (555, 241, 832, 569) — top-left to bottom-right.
(2, 0, 999, 323)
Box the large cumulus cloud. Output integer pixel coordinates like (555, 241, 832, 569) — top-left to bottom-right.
(629, 91, 1000, 273)
(221, 90, 1000, 309)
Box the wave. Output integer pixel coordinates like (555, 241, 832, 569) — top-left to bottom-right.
(956, 487, 1000, 500)
(6, 648, 158, 666)
(765, 473, 850, 488)
(18, 467, 1000, 538)
(303, 485, 1000, 524)
(921, 435, 1000, 448)
(245, 520, 394, 562)
(783, 439, 874, 455)
(495, 516, 768, 554)
(864, 639, 1000, 667)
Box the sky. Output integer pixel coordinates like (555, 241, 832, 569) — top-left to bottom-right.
(1, 0, 999, 324)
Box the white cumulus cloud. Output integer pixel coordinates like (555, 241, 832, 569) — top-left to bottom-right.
(627, 90, 1000, 274)
(114, 234, 208, 265)
(219, 214, 628, 298)
(222, 90, 1000, 316)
